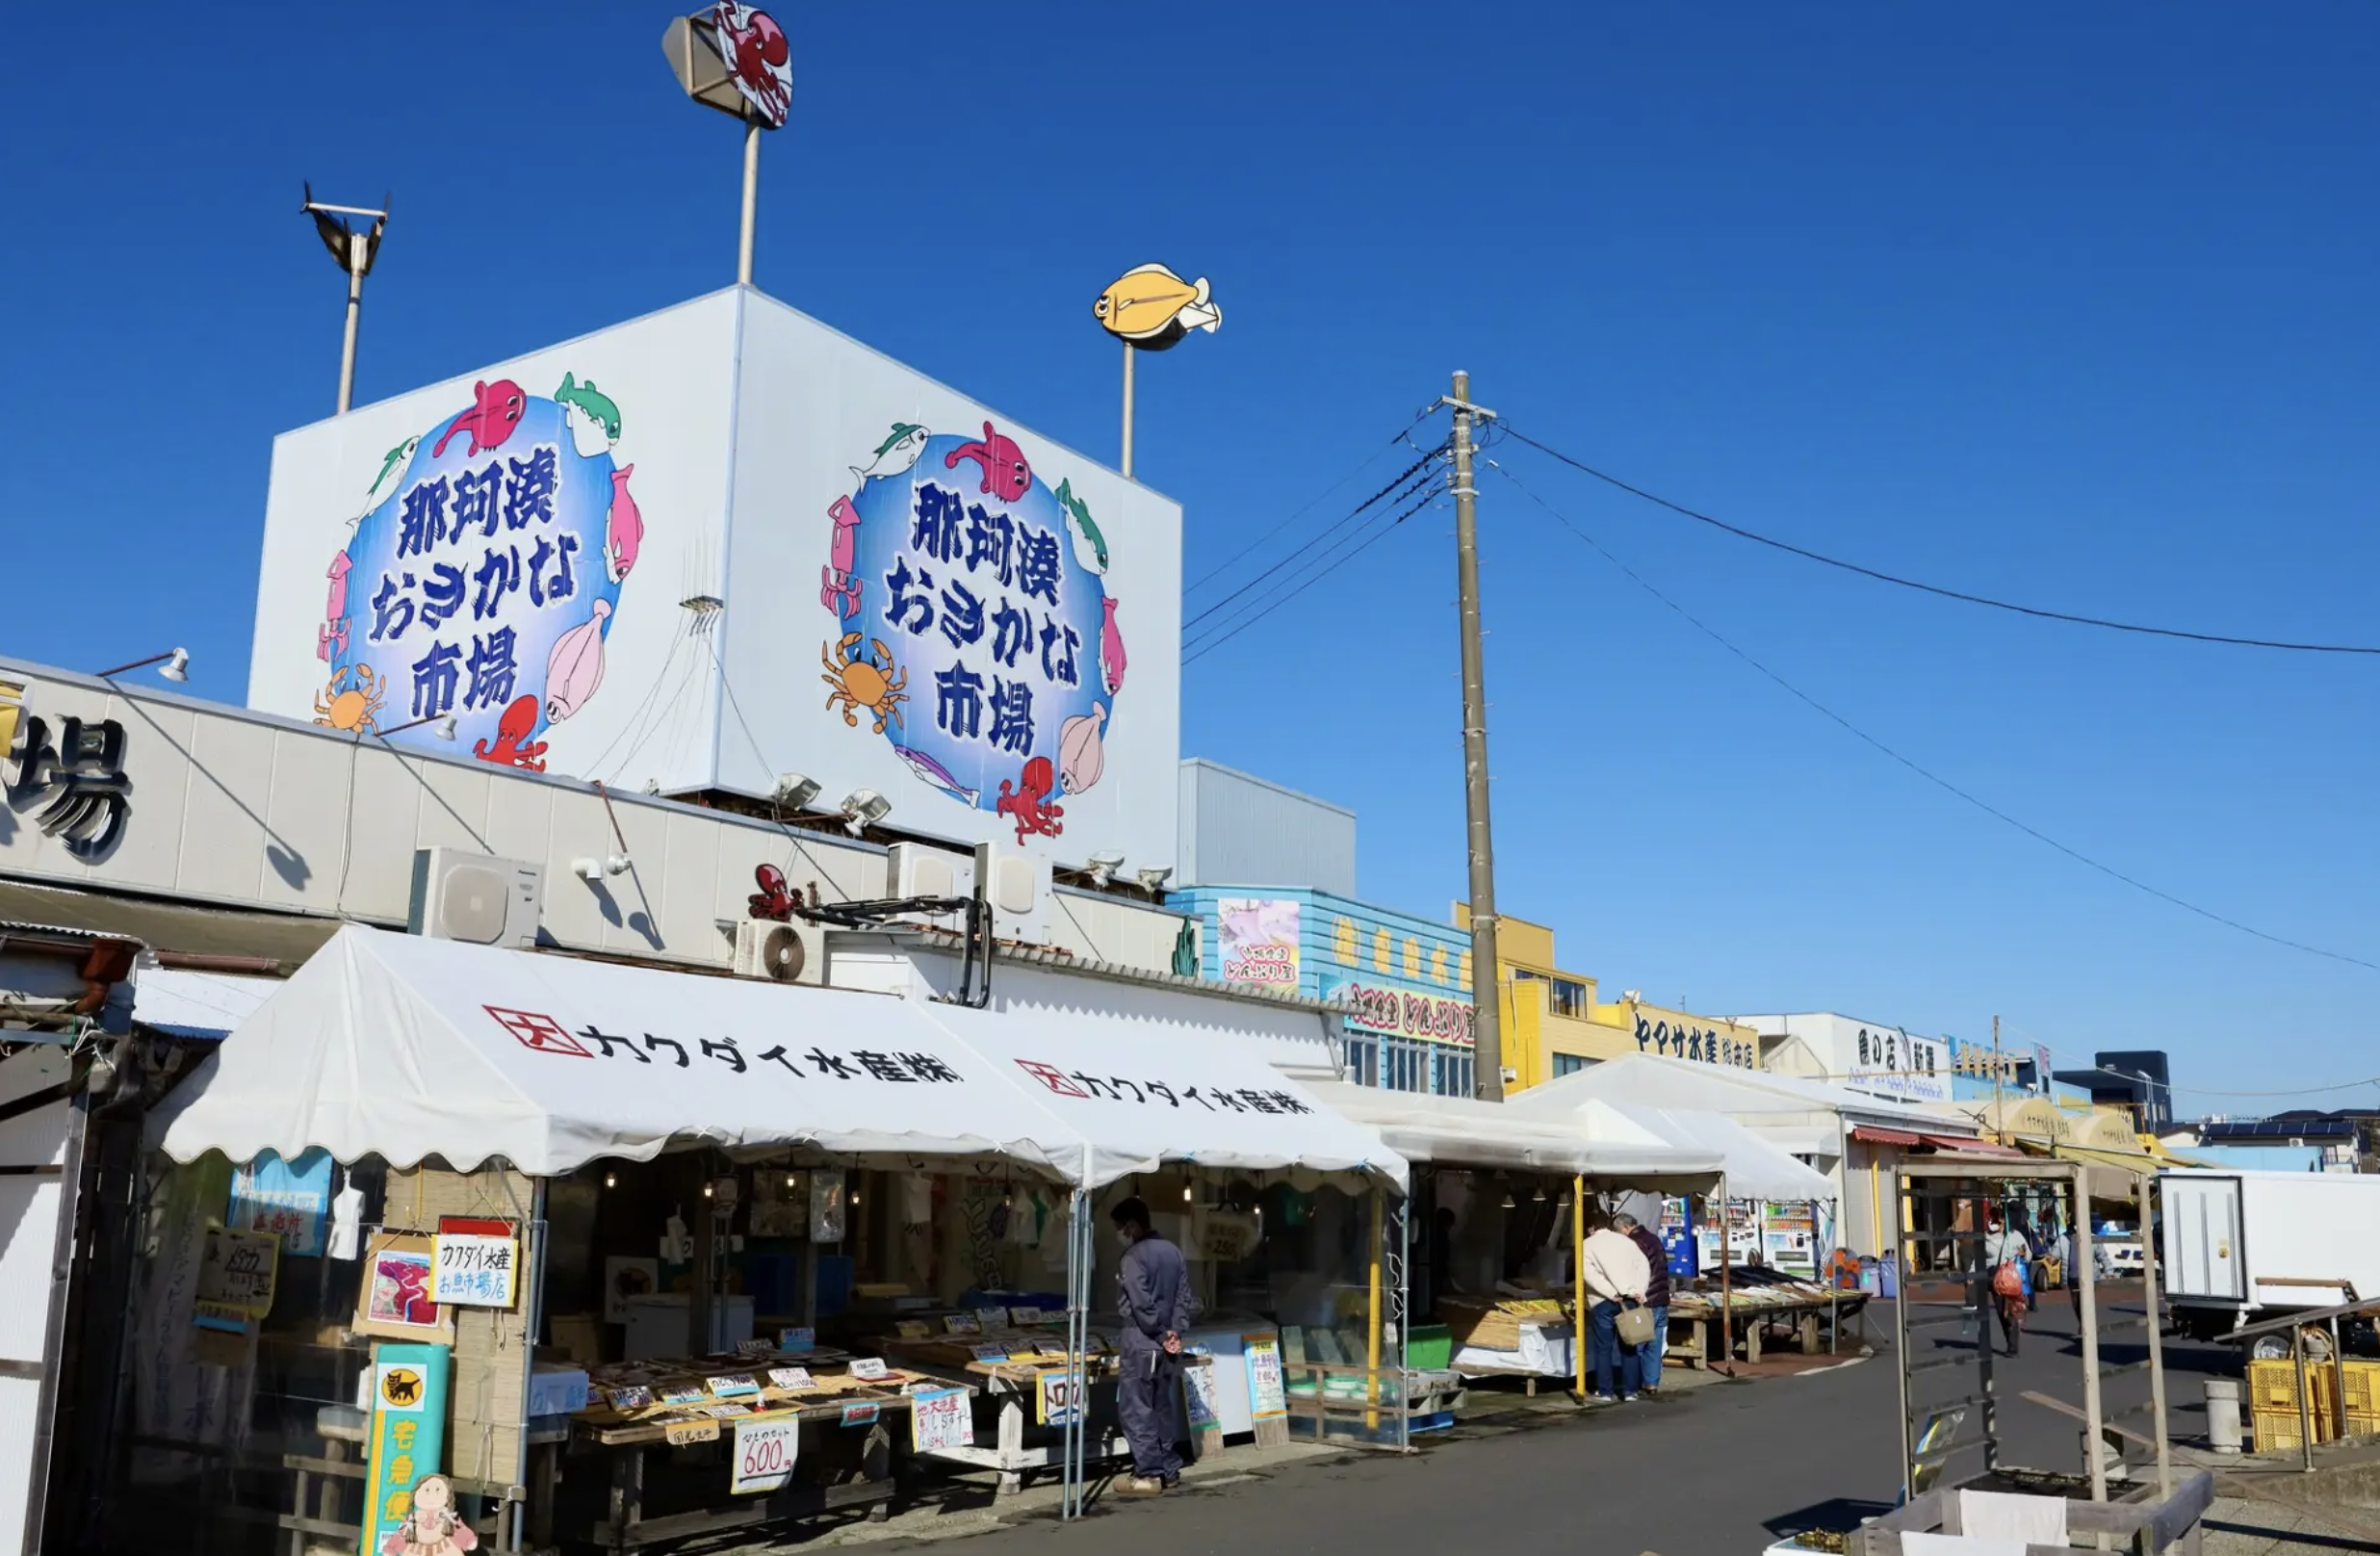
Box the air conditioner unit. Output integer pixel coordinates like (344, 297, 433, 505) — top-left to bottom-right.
(408, 848, 542, 949)
(972, 842, 1049, 945)
(734, 919, 826, 985)
(887, 842, 976, 931)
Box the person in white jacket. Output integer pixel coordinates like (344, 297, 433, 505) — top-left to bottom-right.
(1580, 1220, 1653, 1401)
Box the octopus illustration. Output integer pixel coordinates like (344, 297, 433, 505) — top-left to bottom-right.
(821, 634, 908, 732)
(712, 2, 791, 126)
(313, 663, 384, 733)
(749, 863, 798, 920)
(944, 421, 1032, 504)
(473, 694, 548, 771)
(430, 378, 526, 459)
(996, 756, 1065, 843)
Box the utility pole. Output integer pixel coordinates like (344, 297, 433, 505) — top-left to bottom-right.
(301, 186, 388, 415)
(737, 118, 761, 286)
(1991, 1014, 2007, 1145)
(1446, 371, 1506, 1101)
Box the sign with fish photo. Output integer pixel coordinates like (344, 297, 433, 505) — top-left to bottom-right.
(247, 288, 1181, 874)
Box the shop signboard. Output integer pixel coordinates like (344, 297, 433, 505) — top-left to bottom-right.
(1035, 1367, 1082, 1426)
(909, 1387, 971, 1452)
(196, 1226, 279, 1319)
(1776, 1015, 1950, 1104)
(229, 1149, 334, 1258)
(1217, 898, 1301, 989)
(429, 1218, 519, 1309)
(1321, 975, 1475, 1048)
(731, 1412, 798, 1494)
(1242, 1334, 1287, 1421)
(246, 291, 1182, 873)
(361, 1343, 452, 1555)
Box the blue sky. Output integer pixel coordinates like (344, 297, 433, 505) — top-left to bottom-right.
(5, 3, 2377, 1110)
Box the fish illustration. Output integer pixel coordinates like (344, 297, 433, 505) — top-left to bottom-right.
(945, 421, 1032, 504)
(1099, 597, 1126, 695)
(1055, 478, 1109, 574)
(318, 552, 353, 661)
(545, 599, 611, 722)
(850, 423, 928, 486)
(1058, 702, 1107, 794)
(1092, 263, 1223, 350)
(557, 372, 622, 457)
(821, 495, 863, 618)
(893, 745, 979, 806)
(356, 435, 418, 524)
(431, 378, 527, 459)
(605, 463, 644, 583)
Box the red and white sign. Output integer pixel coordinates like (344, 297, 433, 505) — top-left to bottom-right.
(1326, 979, 1475, 1047)
(711, 4, 792, 128)
(485, 1006, 591, 1057)
(730, 1413, 797, 1494)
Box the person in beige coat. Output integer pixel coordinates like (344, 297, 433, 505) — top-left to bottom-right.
(1581, 1219, 1652, 1401)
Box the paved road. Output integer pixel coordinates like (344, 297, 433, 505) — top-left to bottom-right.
(882, 1286, 2230, 1556)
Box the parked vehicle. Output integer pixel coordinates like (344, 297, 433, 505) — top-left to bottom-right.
(2160, 1168, 2380, 1338)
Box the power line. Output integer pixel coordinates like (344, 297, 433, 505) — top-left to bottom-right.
(1184, 446, 1445, 631)
(1502, 426, 2380, 658)
(1185, 408, 1440, 595)
(1184, 490, 1442, 666)
(1488, 457, 2380, 975)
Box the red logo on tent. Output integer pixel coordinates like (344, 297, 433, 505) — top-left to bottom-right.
(485, 1005, 591, 1057)
(1014, 1059, 1088, 1098)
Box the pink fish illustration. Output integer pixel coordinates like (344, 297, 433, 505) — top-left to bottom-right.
(1099, 597, 1126, 695)
(944, 421, 1032, 504)
(545, 600, 611, 722)
(606, 463, 644, 583)
(318, 551, 353, 661)
(431, 378, 527, 459)
(820, 495, 863, 617)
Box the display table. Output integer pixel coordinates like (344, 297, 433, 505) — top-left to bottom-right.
(1437, 1295, 1575, 1388)
(562, 1352, 955, 1553)
(1670, 1284, 1867, 1366)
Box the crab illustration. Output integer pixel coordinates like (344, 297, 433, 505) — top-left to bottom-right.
(313, 663, 385, 734)
(821, 634, 908, 733)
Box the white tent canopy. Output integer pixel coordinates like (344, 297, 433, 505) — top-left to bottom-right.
(1300, 1082, 1720, 1188)
(148, 926, 1407, 1192)
(923, 1002, 1407, 1193)
(150, 926, 1109, 1181)
(1510, 1051, 1931, 1126)
(1591, 1104, 1835, 1202)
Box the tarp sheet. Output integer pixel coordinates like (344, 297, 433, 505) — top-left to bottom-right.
(920, 1001, 1407, 1192)
(1299, 1082, 1720, 1185)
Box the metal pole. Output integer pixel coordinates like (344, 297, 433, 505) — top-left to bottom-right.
(737, 117, 761, 287)
(336, 238, 367, 414)
(1719, 1175, 1735, 1378)
(1572, 1174, 1588, 1401)
(1449, 370, 1505, 1100)
(2076, 1167, 2108, 1503)
(1894, 1169, 1913, 1501)
(1991, 1014, 2006, 1144)
(2295, 1325, 2315, 1473)
(1120, 343, 1136, 479)
(1365, 1187, 1384, 1430)
(2137, 1171, 2172, 1493)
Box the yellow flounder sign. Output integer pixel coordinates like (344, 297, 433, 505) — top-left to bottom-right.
(1094, 263, 1222, 350)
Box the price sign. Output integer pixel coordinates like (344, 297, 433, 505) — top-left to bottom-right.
(1035, 1368, 1082, 1426)
(1008, 1305, 1044, 1325)
(707, 1373, 760, 1399)
(664, 1419, 720, 1446)
(848, 1358, 890, 1382)
(910, 1387, 971, 1452)
(777, 1327, 815, 1352)
(730, 1413, 797, 1493)
(766, 1367, 815, 1391)
(1243, 1334, 1287, 1421)
(973, 1307, 1011, 1332)
(970, 1343, 1012, 1363)
(941, 1313, 981, 1336)
(197, 1226, 279, 1318)
(840, 1401, 879, 1427)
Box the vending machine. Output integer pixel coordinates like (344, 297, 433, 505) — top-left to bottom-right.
(1658, 1196, 1697, 1280)
(1760, 1202, 1819, 1277)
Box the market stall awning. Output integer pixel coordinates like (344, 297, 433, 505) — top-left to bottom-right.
(920, 1001, 1407, 1193)
(1505, 1051, 1919, 1128)
(1921, 1132, 2019, 1156)
(1850, 1125, 1923, 1147)
(148, 925, 1103, 1180)
(1298, 1083, 1722, 1186)
(1607, 1106, 1836, 1202)
(131, 967, 282, 1039)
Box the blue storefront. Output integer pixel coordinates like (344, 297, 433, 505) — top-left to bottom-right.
(1168, 886, 1476, 1097)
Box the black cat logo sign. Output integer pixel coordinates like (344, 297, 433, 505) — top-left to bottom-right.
(380, 1367, 425, 1408)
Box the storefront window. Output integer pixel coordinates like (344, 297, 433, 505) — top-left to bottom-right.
(1552, 1053, 1591, 1077)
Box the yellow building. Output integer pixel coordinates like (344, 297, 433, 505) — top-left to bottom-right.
(1453, 907, 1760, 1091)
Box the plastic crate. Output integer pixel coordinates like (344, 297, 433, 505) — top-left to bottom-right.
(2345, 1410, 2380, 1441)
(2254, 1406, 2337, 1454)
(2341, 1361, 2380, 1417)
(2249, 1359, 2341, 1413)
(1408, 1324, 1454, 1372)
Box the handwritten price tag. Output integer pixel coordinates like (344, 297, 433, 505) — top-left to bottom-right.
(730, 1413, 797, 1493)
(848, 1358, 890, 1382)
(664, 1419, 720, 1446)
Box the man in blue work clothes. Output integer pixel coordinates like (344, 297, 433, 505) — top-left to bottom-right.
(1112, 1196, 1195, 1494)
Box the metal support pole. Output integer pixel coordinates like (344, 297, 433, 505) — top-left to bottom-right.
(336, 239, 367, 415)
(1572, 1174, 1588, 1401)
(2137, 1171, 2172, 1493)
(2077, 1171, 2108, 1502)
(2295, 1325, 2315, 1473)
(1365, 1187, 1384, 1430)
(1121, 344, 1136, 479)
(1448, 370, 1505, 1100)
(737, 117, 761, 287)
(1719, 1176, 1735, 1378)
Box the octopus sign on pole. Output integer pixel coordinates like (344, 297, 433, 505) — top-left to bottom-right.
(661, 5, 795, 284)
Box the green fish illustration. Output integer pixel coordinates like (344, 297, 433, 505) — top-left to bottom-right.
(852, 422, 929, 484)
(372, 437, 415, 495)
(1056, 478, 1109, 574)
(556, 372, 623, 442)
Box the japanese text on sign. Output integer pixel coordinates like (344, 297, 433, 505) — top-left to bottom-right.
(909, 1387, 971, 1453)
(479, 1006, 969, 1089)
(1633, 1014, 1755, 1069)
(197, 1226, 279, 1318)
(1243, 1335, 1287, 1421)
(5, 713, 131, 860)
(1332, 979, 1476, 1046)
(430, 1232, 518, 1309)
(731, 1413, 798, 1494)
(1035, 1368, 1082, 1426)
(1010, 1060, 1316, 1116)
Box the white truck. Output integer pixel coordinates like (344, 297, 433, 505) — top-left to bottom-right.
(2160, 1168, 2380, 1338)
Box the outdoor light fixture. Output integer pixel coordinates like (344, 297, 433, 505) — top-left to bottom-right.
(604, 1171, 617, 1190)
(1135, 866, 1174, 895)
(1532, 1185, 1546, 1204)
(773, 772, 821, 810)
(1181, 1183, 1193, 1203)
(301, 183, 390, 415)
(96, 647, 190, 683)
(603, 853, 632, 877)
(1500, 1191, 1517, 1210)
(839, 788, 891, 836)
(376, 712, 457, 740)
(1085, 851, 1125, 888)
